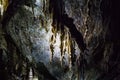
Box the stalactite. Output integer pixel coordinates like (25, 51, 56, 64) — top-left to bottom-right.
(50, 43, 54, 62)
(71, 40, 76, 66)
(0, 0, 3, 16)
(65, 29, 72, 69)
(49, 0, 87, 80)
(60, 29, 64, 64)
(2, 0, 8, 11)
(50, 33, 55, 62)
(69, 35, 72, 69)
(50, 21, 62, 62)
(0, 0, 9, 17)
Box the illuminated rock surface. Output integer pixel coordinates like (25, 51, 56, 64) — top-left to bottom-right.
(0, 0, 120, 80)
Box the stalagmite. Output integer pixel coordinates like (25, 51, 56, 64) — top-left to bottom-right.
(29, 68, 33, 80)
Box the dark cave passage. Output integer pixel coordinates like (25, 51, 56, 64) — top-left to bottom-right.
(98, 0, 120, 79)
(101, 0, 120, 41)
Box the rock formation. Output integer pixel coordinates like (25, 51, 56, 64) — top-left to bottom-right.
(0, 0, 120, 80)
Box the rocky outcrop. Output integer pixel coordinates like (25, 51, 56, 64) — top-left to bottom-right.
(0, 0, 120, 80)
